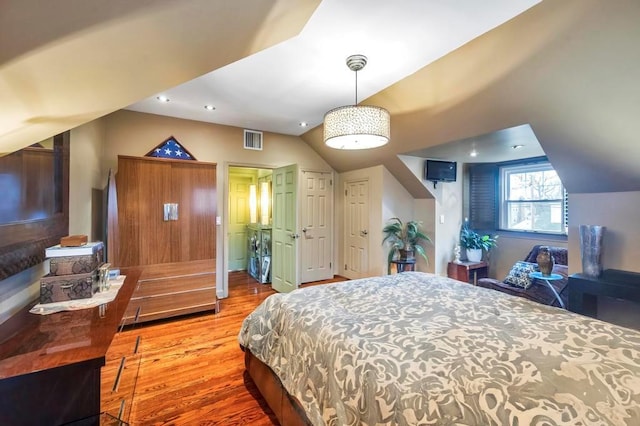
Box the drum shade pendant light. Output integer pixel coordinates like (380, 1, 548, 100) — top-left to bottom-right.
(324, 55, 390, 150)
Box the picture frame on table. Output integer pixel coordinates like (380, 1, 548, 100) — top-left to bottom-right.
(261, 257, 271, 283)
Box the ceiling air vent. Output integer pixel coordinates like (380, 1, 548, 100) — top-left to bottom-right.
(244, 130, 263, 151)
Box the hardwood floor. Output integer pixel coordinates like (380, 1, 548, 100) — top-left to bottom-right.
(102, 271, 346, 425)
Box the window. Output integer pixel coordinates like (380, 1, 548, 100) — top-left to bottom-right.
(500, 162, 567, 234)
(466, 157, 568, 236)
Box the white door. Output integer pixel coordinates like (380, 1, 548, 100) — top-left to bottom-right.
(228, 172, 253, 271)
(300, 171, 333, 283)
(344, 179, 369, 279)
(272, 164, 298, 293)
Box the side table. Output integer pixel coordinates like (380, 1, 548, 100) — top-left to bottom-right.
(530, 271, 565, 308)
(447, 261, 488, 285)
(391, 259, 416, 273)
(568, 269, 640, 318)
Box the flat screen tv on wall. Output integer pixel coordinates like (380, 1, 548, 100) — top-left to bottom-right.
(424, 159, 457, 186)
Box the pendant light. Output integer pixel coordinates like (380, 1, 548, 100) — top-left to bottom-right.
(323, 55, 390, 150)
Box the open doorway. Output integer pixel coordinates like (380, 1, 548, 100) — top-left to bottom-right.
(228, 166, 273, 281)
(221, 164, 335, 298)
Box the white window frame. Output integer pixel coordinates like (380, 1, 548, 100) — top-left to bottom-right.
(499, 161, 567, 235)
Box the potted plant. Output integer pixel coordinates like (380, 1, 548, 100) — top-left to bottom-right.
(460, 225, 498, 262)
(382, 217, 431, 274)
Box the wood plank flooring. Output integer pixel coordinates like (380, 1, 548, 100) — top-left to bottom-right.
(102, 271, 346, 425)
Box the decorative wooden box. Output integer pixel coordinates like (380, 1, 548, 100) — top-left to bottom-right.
(60, 234, 88, 247)
(40, 271, 99, 304)
(47, 242, 104, 276)
(49, 253, 103, 276)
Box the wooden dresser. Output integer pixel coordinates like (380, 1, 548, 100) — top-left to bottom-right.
(123, 259, 217, 325)
(0, 268, 142, 426)
(115, 156, 218, 323)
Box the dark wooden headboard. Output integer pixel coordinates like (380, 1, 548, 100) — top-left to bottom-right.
(0, 132, 69, 281)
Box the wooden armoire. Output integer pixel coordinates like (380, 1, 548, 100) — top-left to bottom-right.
(115, 155, 217, 323)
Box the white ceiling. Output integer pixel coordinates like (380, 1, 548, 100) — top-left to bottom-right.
(126, 0, 541, 136)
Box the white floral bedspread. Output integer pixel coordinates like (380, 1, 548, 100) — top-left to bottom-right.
(238, 272, 640, 425)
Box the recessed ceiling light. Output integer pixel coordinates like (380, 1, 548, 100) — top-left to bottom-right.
(204, 105, 215, 111)
(299, 122, 308, 127)
(156, 95, 170, 103)
(470, 149, 478, 157)
(511, 144, 524, 149)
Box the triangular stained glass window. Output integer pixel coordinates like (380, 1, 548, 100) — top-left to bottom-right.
(145, 136, 197, 160)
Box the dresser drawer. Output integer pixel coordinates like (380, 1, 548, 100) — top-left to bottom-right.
(123, 287, 216, 324)
(134, 273, 214, 298)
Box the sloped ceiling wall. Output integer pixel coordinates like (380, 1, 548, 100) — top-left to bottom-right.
(0, 0, 320, 154)
(302, 0, 640, 195)
(3, 0, 639, 197)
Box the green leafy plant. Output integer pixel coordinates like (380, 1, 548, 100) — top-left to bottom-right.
(460, 225, 498, 251)
(382, 217, 431, 274)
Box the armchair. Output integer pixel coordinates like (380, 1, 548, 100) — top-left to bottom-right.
(477, 245, 568, 307)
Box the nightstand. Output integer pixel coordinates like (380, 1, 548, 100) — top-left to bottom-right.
(391, 259, 416, 273)
(447, 261, 488, 285)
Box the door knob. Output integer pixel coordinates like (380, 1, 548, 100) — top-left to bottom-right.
(361, 230, 368, 236)
(290, 233, 300, 239)
(302, 227, 307, 233)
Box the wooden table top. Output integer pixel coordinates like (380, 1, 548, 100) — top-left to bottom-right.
(0, 267, 142, 379)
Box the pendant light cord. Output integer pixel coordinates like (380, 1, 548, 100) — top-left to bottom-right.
(354, 69, 359, 105)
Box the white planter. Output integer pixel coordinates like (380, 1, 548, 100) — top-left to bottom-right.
(466, 248, 482, 262)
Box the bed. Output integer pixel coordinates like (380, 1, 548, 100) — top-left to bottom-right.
(238, 272, 640, 425)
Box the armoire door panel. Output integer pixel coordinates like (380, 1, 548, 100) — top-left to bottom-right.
(116, 159, 140, 267)
(116, 156, 216, 268)
(138, 160, 172, 265)
(170, 163, 216, 262)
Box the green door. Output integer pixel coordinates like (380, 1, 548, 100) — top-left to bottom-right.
(228, 171, 254, 271)
(271, 164, 298, 293)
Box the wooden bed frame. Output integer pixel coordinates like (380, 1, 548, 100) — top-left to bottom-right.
(243, 348, 311, 425)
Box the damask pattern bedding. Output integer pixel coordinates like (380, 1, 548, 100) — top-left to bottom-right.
(238, 272, 640, 425)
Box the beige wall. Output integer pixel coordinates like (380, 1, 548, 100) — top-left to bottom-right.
(568, 192, 640, 274)
(433, 180, 463, 276)
(69, 120, 106, 237)
(412, 198, 436, 274)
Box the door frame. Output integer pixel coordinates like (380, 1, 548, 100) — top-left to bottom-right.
(219, 161, 276, 299)
(300, 168, 334, 283)
(219, 162, 336, 298)
(342, 177, 371, 280)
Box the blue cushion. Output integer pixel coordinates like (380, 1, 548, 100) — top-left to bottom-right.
(503, 261, 539, 289)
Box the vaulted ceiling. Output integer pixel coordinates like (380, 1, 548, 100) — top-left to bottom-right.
(301, 0, 640, 196)
(0, 0, 320, 154)
(2, 0, 639, 196)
